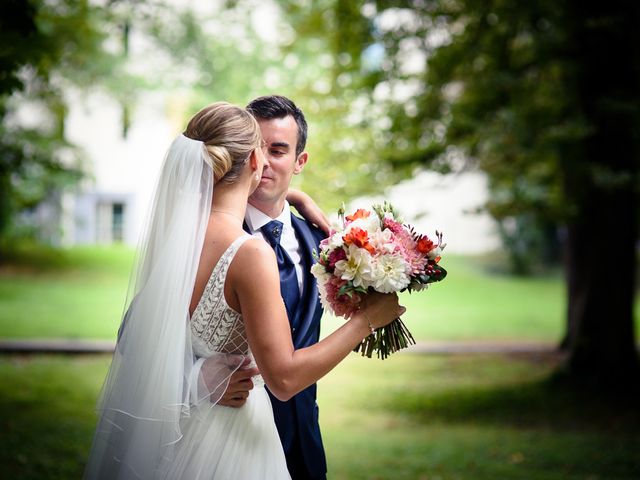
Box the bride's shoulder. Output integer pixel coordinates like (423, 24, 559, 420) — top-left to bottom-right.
(233, 236, 276, 268)
(228, 236, 278, 288)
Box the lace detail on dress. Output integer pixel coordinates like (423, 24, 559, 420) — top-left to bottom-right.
(190, 235, 252, 357)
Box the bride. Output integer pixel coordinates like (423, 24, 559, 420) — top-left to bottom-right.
(83, 101, 403, 479)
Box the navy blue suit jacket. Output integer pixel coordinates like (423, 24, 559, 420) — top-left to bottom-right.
(267, 213, 327, 478)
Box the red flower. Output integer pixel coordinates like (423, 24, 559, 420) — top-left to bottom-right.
(346, 208, 370, 222)
(417, 236, 435, 254)
(343, 227, 376, 254)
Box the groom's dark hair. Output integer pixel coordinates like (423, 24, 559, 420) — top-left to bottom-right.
(246, 95, 308, 157)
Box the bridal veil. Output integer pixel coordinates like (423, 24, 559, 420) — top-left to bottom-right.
(84, 134, 244, 479)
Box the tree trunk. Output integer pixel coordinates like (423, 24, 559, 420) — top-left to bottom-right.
(561, 0, 640, 387)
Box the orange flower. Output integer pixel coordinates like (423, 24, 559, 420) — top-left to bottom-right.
(416, 236, 435, 254)
(345, 208, 370, 222)
(343, 227, 376, 254)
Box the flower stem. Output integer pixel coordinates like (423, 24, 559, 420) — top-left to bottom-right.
(353, 317, 416, 359)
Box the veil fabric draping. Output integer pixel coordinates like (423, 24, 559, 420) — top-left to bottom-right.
(84, 134, 245, 479)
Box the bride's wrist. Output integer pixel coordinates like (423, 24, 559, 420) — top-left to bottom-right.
(352, 309, 376, 337)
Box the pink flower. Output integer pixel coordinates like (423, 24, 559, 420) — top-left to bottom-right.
(325, 276, 362, 318)
(385, 223, 428, 275)
(383, 217, 405, 234)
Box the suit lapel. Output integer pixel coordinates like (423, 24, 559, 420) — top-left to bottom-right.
(290, 214, 321, 345)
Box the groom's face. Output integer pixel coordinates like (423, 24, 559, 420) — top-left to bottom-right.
(249, 115, 308, 211)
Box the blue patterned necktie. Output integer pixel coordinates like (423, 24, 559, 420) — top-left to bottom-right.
(261, 220, 300, 320)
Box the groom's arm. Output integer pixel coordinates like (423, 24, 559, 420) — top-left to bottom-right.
(217, 356, 260, 407)
(287, 188, 330, 235)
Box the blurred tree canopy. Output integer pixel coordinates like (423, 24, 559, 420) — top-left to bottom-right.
(0, 0, 101, 240)
(278, 0, 576, 274)
(156, 0, 400, 213)
(0, 0, 122, 240)
(296, 0, 639, 387)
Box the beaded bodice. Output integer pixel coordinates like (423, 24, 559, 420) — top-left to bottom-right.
(190, 235, 253, 358)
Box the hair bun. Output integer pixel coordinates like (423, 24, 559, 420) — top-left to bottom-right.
(184, 102, 261, 185)
(205, 144, 233, 182)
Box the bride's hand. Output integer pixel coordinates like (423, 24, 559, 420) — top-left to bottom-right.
(356, 292, 406, 331)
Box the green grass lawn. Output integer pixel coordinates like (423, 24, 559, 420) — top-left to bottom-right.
(0, 245, 134, 339)
(0, 352, 638, 479)
(0, 245, 575, 342)
(1, 245, 638, 342)
(319, 353, 640, 479)
(1, 246, 638, 479)
(322, 254, 573, 342)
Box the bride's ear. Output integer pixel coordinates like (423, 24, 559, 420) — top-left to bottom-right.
(249, 149, 259, 171)
(249, 148, 264, 175)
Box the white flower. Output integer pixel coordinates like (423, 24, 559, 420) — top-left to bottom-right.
(310, 262, 331, 284)
(370, 253, 411, 293)
(349, 215, 381, 234)
(368, 228, 395, 254)
(315, 277, 330, 310)
(334, 244, 374, 288)
(327, 230, 346, 250)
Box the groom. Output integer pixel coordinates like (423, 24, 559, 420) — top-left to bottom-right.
(219, 95, 327, 479)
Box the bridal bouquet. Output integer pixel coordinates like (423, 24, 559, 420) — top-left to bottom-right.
(311, 202, 447, 359)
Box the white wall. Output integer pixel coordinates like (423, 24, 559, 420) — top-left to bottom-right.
(64, 90, 177, 245)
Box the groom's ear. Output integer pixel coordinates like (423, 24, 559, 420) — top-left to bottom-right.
(293, 152, 308, 175)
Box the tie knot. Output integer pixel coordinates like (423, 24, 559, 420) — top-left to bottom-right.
(261, 220, 284, 247)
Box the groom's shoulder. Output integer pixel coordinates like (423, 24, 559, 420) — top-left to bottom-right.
(292, 213, 325, 243)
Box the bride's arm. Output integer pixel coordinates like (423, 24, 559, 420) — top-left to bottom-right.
(230, 239, 404, 401)
(286, 188, 330, 235)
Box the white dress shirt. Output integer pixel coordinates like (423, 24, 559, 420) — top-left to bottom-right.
(245, 201, 304, 296)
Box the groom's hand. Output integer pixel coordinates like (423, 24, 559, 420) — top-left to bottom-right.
(217, 357, 260, 408)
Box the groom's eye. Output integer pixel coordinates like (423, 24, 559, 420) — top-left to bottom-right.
(268, 142, 289, 156)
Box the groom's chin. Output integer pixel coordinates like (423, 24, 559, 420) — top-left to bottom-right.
(249, 187, 274, 205)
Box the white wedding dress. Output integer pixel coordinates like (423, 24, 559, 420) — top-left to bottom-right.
(161, 234, 291, 479)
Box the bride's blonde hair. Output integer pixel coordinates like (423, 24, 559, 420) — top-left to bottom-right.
(183, 102, 262, 184)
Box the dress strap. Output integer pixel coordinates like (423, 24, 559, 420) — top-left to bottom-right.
(210, 234, 252, 280)
(191, 234, 253, 322)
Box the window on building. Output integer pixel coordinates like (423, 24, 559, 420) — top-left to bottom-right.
(112, 203, 124, 242)
(96, 201, 126, 244)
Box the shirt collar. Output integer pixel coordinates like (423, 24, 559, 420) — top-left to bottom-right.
(245, 201, 292, 233)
